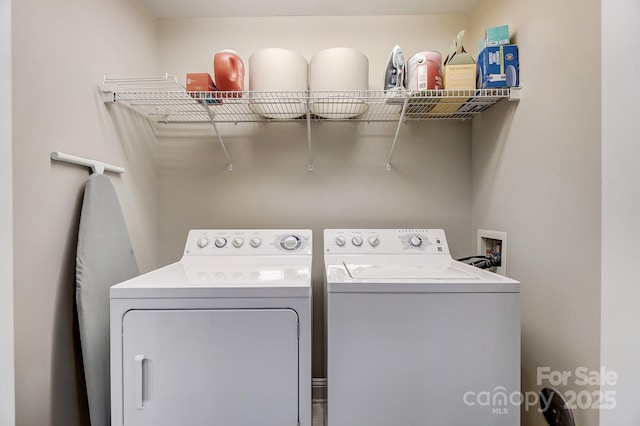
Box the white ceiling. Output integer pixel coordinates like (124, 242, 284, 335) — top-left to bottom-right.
(143, 0, 483, 18)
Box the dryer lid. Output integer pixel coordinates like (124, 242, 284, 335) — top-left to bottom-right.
(111, 256, 312, 299)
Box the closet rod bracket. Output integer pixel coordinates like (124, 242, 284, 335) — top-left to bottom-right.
(50, 151, 125, 174)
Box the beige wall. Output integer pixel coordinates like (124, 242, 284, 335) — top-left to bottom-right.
(12, 0, 159, 424)
(155, 15, 476, 377)
(1, 0, 15, 424)
(470, 0, 601, 425)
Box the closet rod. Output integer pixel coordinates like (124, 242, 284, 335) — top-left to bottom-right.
(50, 151, 125, 174)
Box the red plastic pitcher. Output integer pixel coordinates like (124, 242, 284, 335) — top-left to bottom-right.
(214, 49, 245, 95)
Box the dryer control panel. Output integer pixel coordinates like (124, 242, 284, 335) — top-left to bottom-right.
(324, 229, 450, 254)
(184, 229, 312, 256)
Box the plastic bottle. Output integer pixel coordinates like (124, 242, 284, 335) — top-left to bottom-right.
(214, 49, 245, 95)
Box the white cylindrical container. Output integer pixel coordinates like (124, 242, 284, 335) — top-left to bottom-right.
(309, 47, 369, 119)
(249, 48, 308, 119)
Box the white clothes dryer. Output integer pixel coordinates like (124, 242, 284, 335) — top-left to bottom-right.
(110, 229, 312, 426)
(324, 229, 521, 426)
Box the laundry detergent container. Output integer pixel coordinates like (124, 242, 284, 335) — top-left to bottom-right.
(249, 48, 308, 119)
(309, 47, 369, 119)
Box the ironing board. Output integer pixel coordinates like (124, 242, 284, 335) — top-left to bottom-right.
(76, 173, 138, 426)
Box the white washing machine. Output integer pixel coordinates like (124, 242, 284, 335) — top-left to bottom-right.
(324, 229, 521, 426)
(110, 229, 312, 426)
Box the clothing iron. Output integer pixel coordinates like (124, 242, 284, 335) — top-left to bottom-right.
(384, 45, 406, 91)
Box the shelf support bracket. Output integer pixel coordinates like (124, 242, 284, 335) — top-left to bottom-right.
(508, 86, 522, 101)
(386, 95, 410, 171)
(306, 94, 313, 171)
(101, 88, 115, 103)
(201, 101, 233, 171)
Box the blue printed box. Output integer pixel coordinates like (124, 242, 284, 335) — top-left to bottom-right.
(477, 44, 519, 88)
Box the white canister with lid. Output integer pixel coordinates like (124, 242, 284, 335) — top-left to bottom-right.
(309, 47, 369, 118)
(248, 48, 309, 119)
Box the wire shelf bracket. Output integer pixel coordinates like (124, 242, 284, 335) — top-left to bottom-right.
(386, 95, 410, 171)
(306, 96, 313, 172)
(200, 99, 233, 171)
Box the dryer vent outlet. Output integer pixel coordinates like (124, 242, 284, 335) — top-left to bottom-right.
(477, 229, 507, 276)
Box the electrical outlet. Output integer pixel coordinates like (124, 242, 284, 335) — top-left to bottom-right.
(477, 229, 507, 276)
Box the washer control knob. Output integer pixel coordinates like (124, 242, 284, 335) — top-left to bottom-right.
(250, 237, 262, 248)
(409, 235, 423, 247)
(197, 237, 209, 248)
(232, 237, 244, 248)
(369, 236, 380, 247)
(335, 236, 346, 247)
(214, 237, 228, 248)
(281, 235, 300, 251)
(352, 236, 364, 247)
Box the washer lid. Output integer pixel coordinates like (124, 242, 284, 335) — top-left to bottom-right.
(344, 261, 477, 280)
(325, 255, 520, 293)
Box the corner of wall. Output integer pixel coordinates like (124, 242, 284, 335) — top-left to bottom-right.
(469, 1, 602, 426)
(0, 0, 15, 424)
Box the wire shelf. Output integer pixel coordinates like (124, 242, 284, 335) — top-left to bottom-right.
(102, 74, 514, 124)
(101, 74, 519, 171)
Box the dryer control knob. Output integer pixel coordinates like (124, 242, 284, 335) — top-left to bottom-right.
(369, 236, 380, 247)
(352, 236, 364, 247)
(409, 235, 422, 247)
(197, 237, 209, 248)
(281, 235, 300, 251)
(214, 237, 228, 248)
(232, 237, 244, 248)
(335, 236, 346, 247)
(250, 237, 262, 248)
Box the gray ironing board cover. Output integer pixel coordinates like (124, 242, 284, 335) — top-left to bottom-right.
(76, 173, 139, 426)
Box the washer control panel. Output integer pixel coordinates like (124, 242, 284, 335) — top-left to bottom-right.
(184, 229, 312, 255)
(324, 229, 450, 254)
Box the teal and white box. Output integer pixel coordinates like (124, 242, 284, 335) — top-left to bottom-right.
(486, 25, 510, 46)
(478, 25, 510, 51)
(477, 44, 519, 88)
